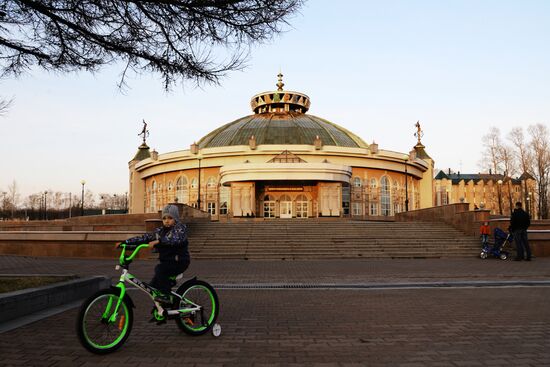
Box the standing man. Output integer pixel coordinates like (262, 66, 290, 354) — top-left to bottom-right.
(510, 202, 532, 261)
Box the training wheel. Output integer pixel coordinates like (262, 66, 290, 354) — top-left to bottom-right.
(480, 252, 488, 259)
(212, 323, 221, 337)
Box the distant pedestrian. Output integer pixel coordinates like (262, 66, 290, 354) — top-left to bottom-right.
(479, 221, 490, 247)
(510, 202, 531, 261)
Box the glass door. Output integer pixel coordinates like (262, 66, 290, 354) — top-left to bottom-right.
(279, 195, 292, 218)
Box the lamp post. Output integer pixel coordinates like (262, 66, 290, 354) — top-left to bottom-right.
(527, 191, 533, 217)
(197, 157, 202, 210)
(80, 180, 86, 216)
(403, 154, 409, 212)
(497, 179, 503, 215)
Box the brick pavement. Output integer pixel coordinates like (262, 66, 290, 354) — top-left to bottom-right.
(1, 256, 550, 366)
(1, 256, 550, 284)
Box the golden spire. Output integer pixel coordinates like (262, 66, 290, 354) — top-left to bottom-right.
(414, 120, 424, 144)
(276, 72, 284, 91)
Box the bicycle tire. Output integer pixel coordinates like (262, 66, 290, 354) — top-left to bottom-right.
(76, 289, 133, 354)
(174, 279, 219, 336)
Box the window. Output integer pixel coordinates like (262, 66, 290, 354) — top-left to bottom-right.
(380, 176, 391, 216)
(207, 177, 217, 188)
(219, 186, 230, 215)
(191, 178, 198, 189)
(370, 178, 377, 189)
(263, 195, 276, 218)
(207, 202, 216, 215)
(352, 202, 362, 216)
(353, 177, 362, 187)
(296, 194, 308, 218)
(342, 186, 350, 216)
(167, 181, 173, 191)
(176, 177, 189, 204)
(369, 202, 378, 216)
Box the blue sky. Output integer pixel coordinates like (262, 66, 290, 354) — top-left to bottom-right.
(1, 0, 549, 197)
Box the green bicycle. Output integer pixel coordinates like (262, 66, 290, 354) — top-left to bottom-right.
(76, 243, 220, 354)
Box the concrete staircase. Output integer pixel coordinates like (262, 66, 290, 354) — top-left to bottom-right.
(186, 220, 480, 259)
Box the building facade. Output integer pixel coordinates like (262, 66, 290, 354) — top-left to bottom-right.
(129, 75, 435, 220)
(433, 170, 537, 217)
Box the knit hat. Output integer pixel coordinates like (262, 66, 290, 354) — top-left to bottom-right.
(161, 204, 180, 222)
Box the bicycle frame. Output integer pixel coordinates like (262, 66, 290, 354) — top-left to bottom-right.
(106, 244, 202, 322)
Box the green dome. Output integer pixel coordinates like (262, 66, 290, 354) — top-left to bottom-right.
(197, 112, 368, 149)
(198, 73, 368, 149)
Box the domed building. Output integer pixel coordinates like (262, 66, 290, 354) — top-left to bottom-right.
(129, 74, 435, 219)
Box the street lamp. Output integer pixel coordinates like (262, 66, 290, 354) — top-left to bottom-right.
(403, 154, 409, 211)
(81, 180, 86, 216)
(527, 191, 532, 217)
(497, 179, 503, 215)
(197, 157, 202, 210)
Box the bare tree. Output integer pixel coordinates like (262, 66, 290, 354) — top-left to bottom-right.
(508, 127, 533, 176)
(7, 180, 20, 218)
(0, 0, 304, 89)
(479, 127, 503, 174)
(497, 144, 516, 214)
(528, 124, 550, 219)
(0, 97, 13, 116)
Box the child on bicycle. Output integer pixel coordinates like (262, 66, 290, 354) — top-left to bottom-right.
(123, 204, 190, 303)
(480, 221, 490, 247)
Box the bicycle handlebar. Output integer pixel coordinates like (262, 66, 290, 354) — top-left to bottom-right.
(118, 243, 150, 266)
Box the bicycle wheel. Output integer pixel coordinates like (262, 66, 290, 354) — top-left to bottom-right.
(76, 289, 133, 354)
(175, 280, 219, 336)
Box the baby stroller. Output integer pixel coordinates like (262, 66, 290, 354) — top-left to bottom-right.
(480, 227, 512, 260)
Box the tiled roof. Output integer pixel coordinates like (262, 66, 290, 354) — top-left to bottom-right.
(434, 170, 523, 184)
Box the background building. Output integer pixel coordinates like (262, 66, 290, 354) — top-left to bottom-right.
(129, 75, 435, 220)
(433, 170, 537, 216)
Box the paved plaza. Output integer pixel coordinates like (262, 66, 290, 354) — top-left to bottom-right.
(1, 255, 549, 366)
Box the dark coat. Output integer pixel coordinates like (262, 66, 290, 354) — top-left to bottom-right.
(125, 222, 189, 262)
(510, 208, 531, 231)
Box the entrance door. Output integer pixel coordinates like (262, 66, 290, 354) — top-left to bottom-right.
(296, 194, 308, 218)
(263, 195, 276, 218)
(279, 194, 292, 218)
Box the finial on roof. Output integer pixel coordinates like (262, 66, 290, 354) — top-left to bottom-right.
(276, 72, 284, 91)
(138, 119, 150, 144)
(414, 120, 424, 144)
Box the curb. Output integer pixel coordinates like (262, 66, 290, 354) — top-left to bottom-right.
(0, 276, 111, 323)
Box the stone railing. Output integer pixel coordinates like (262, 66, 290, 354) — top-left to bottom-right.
(396, 204, 550, 257)
(395, 203, 490, 236)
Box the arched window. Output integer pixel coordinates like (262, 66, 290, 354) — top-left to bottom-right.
(380, 176, 391, 216)
(370, 178, 378, 189)
(207, 177, 217, 188)
(176, 176, 189, 204)
(191, 177, 198, 189)
(353, 177, 362, 187)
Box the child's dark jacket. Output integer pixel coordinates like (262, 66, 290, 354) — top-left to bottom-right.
(125, 222, 189, 262)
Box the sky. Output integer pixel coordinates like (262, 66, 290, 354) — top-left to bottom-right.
(1, 0, 550, 198)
